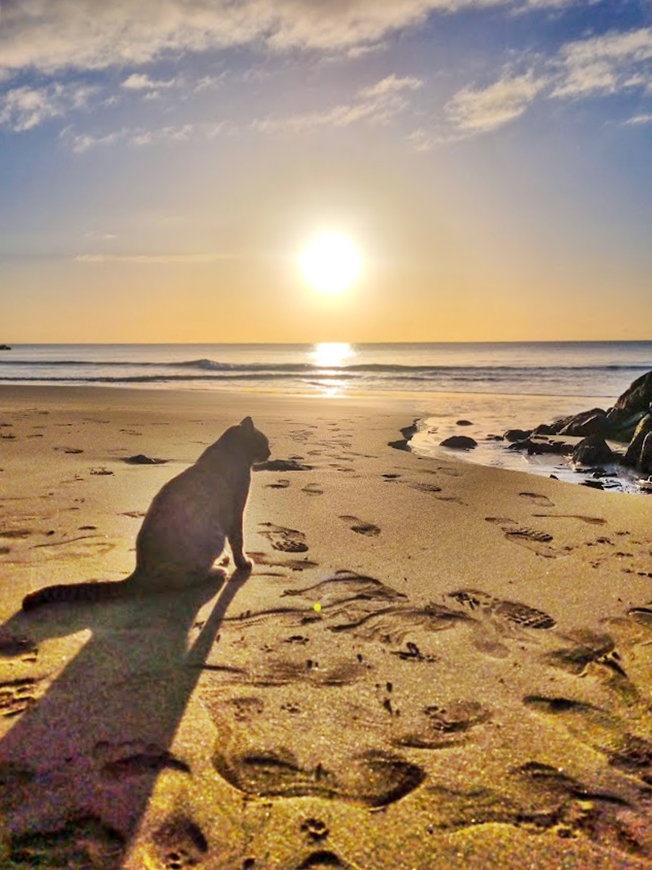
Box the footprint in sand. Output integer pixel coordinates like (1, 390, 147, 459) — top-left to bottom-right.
(532, 513, 607, 526)
(0, 676, 44, 718)
(393, 701, 490, 750)
(93, 739, 190, 781)
(294, 851, 354, 869)
(338, 516, 380, 537)
(448, 588, 556, 630)
(543, 630, 635, 700)
(523, 694, 652, 784)
(248, 551, 318, 572)
(7, 815, 125, 869)
(519, 491, 555, 507)
(151, 815, 209, 870)
(258, 523, 309, 553)
(408, 482, 442, 494)
(212, 745, 425, 807)
(329, 602, 471, 645)
(266, 479, 290, 489)
(301, 483, 324, 496)
(485, 516, 570, 559)
(282, 570, 407, 607)
(300, 818, 329, 842)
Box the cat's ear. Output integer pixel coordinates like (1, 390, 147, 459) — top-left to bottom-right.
(240, 416, 254, 431)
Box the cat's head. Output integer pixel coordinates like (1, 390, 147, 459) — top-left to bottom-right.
(240, 416, 271, 464)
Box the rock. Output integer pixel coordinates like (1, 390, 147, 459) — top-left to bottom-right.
(572, 436, 614, 467)
(623, 414, 652, 467)
(558, 409, 608, 437)
(486, 434, 504, 441)
(503, 429, 532, 442)
(508, 438, 568, 455)
(610, 371, 652, 424)
(581, 479, 605, 490)
(532, 423, 555, 436)
(456, 420, 473, 426)
(387, 420, 419, 452)
(123, 454, 168, 465)
(605, 408, 647, 442)
(440, 435, 477, 450)
(0, 345, 11, 351)
(640, 432, 652, 475)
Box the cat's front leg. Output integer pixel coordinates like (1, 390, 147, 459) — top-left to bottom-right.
(227, 518, 253, 572)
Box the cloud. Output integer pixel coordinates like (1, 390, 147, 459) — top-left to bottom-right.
(74, 253, 234, 263)
(0, 0, 578, 80)
(121, 73, 177, 90)
(553, 27, 652, 98)
(445, 71, 547, 132)
(436, 26, 652, 140)
(624, 112, 652, 126)
(359, 74, 423, 99)
(0, 82, 97, 131)
(253, 73, 423, 133)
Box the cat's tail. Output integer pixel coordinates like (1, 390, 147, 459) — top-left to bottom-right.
(22, 578, 135, 611)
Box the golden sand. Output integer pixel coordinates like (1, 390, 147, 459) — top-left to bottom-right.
(1, 385, 652, 868)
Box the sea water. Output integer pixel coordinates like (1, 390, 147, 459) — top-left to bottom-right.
(2, 341, 651, 491)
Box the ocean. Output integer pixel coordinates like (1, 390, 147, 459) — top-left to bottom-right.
(2, 341, 651, 491)
(1, 341, 651, 400)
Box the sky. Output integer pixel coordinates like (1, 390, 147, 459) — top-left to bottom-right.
(1, 0, 652, 343)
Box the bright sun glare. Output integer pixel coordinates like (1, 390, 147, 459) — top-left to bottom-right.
(299, 232, 362, 295)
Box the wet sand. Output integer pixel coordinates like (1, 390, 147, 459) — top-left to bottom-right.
(1, 385, 652, 868)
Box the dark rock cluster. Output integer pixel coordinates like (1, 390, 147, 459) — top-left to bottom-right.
(502, 371, 652, 477)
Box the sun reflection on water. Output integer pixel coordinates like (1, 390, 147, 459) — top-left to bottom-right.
(311, 342, 355, 368)
(309, 343, 356, 396)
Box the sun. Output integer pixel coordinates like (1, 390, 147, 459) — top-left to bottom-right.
(299, 232, 362, 295)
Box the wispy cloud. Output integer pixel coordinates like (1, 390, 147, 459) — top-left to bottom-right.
(0, 82, 97, 132)
(436, 26, 652, 140)
(553, 27, 652, 98)
(62, 120, 233, 153)
(445, 71, 547, 132)
(253, 73, 423, 134)
(121, 73, 177, 91)
(0, 0, 580, 81)
(624, 112, 652, 126)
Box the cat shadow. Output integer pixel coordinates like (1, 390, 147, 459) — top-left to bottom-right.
(0, 566, 251, 855)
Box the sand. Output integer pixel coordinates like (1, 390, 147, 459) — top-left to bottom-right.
(1, 384, 652, 869)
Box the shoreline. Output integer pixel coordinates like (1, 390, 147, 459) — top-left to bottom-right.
(2, 384, 652, 867)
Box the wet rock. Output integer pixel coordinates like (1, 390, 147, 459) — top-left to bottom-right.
(388, 420, 418, 452)
(610, 371, 652, 424)
(641, 432, 652, 475)
(624, 414, 652, 467)
(508, 438, 568, 456)
(558, 409, 608, 437)
(532, 423, 555, 436)
(456, 420, 473, 426)
(572, 436, 614, 467)
(504, 428, 533, 442)
(440, 435, 477, 450)
(581, 479, 605, 490)
(605, 408, 647, 442)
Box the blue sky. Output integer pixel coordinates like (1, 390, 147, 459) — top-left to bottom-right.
(1, 0, 652, 342)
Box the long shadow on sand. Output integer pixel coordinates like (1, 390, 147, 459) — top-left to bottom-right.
(0, 568, 251, 868)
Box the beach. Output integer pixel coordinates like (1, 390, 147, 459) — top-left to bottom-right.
(2, 384, 652, 869)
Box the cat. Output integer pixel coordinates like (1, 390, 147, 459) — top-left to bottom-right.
(22, 417, 270, 611)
